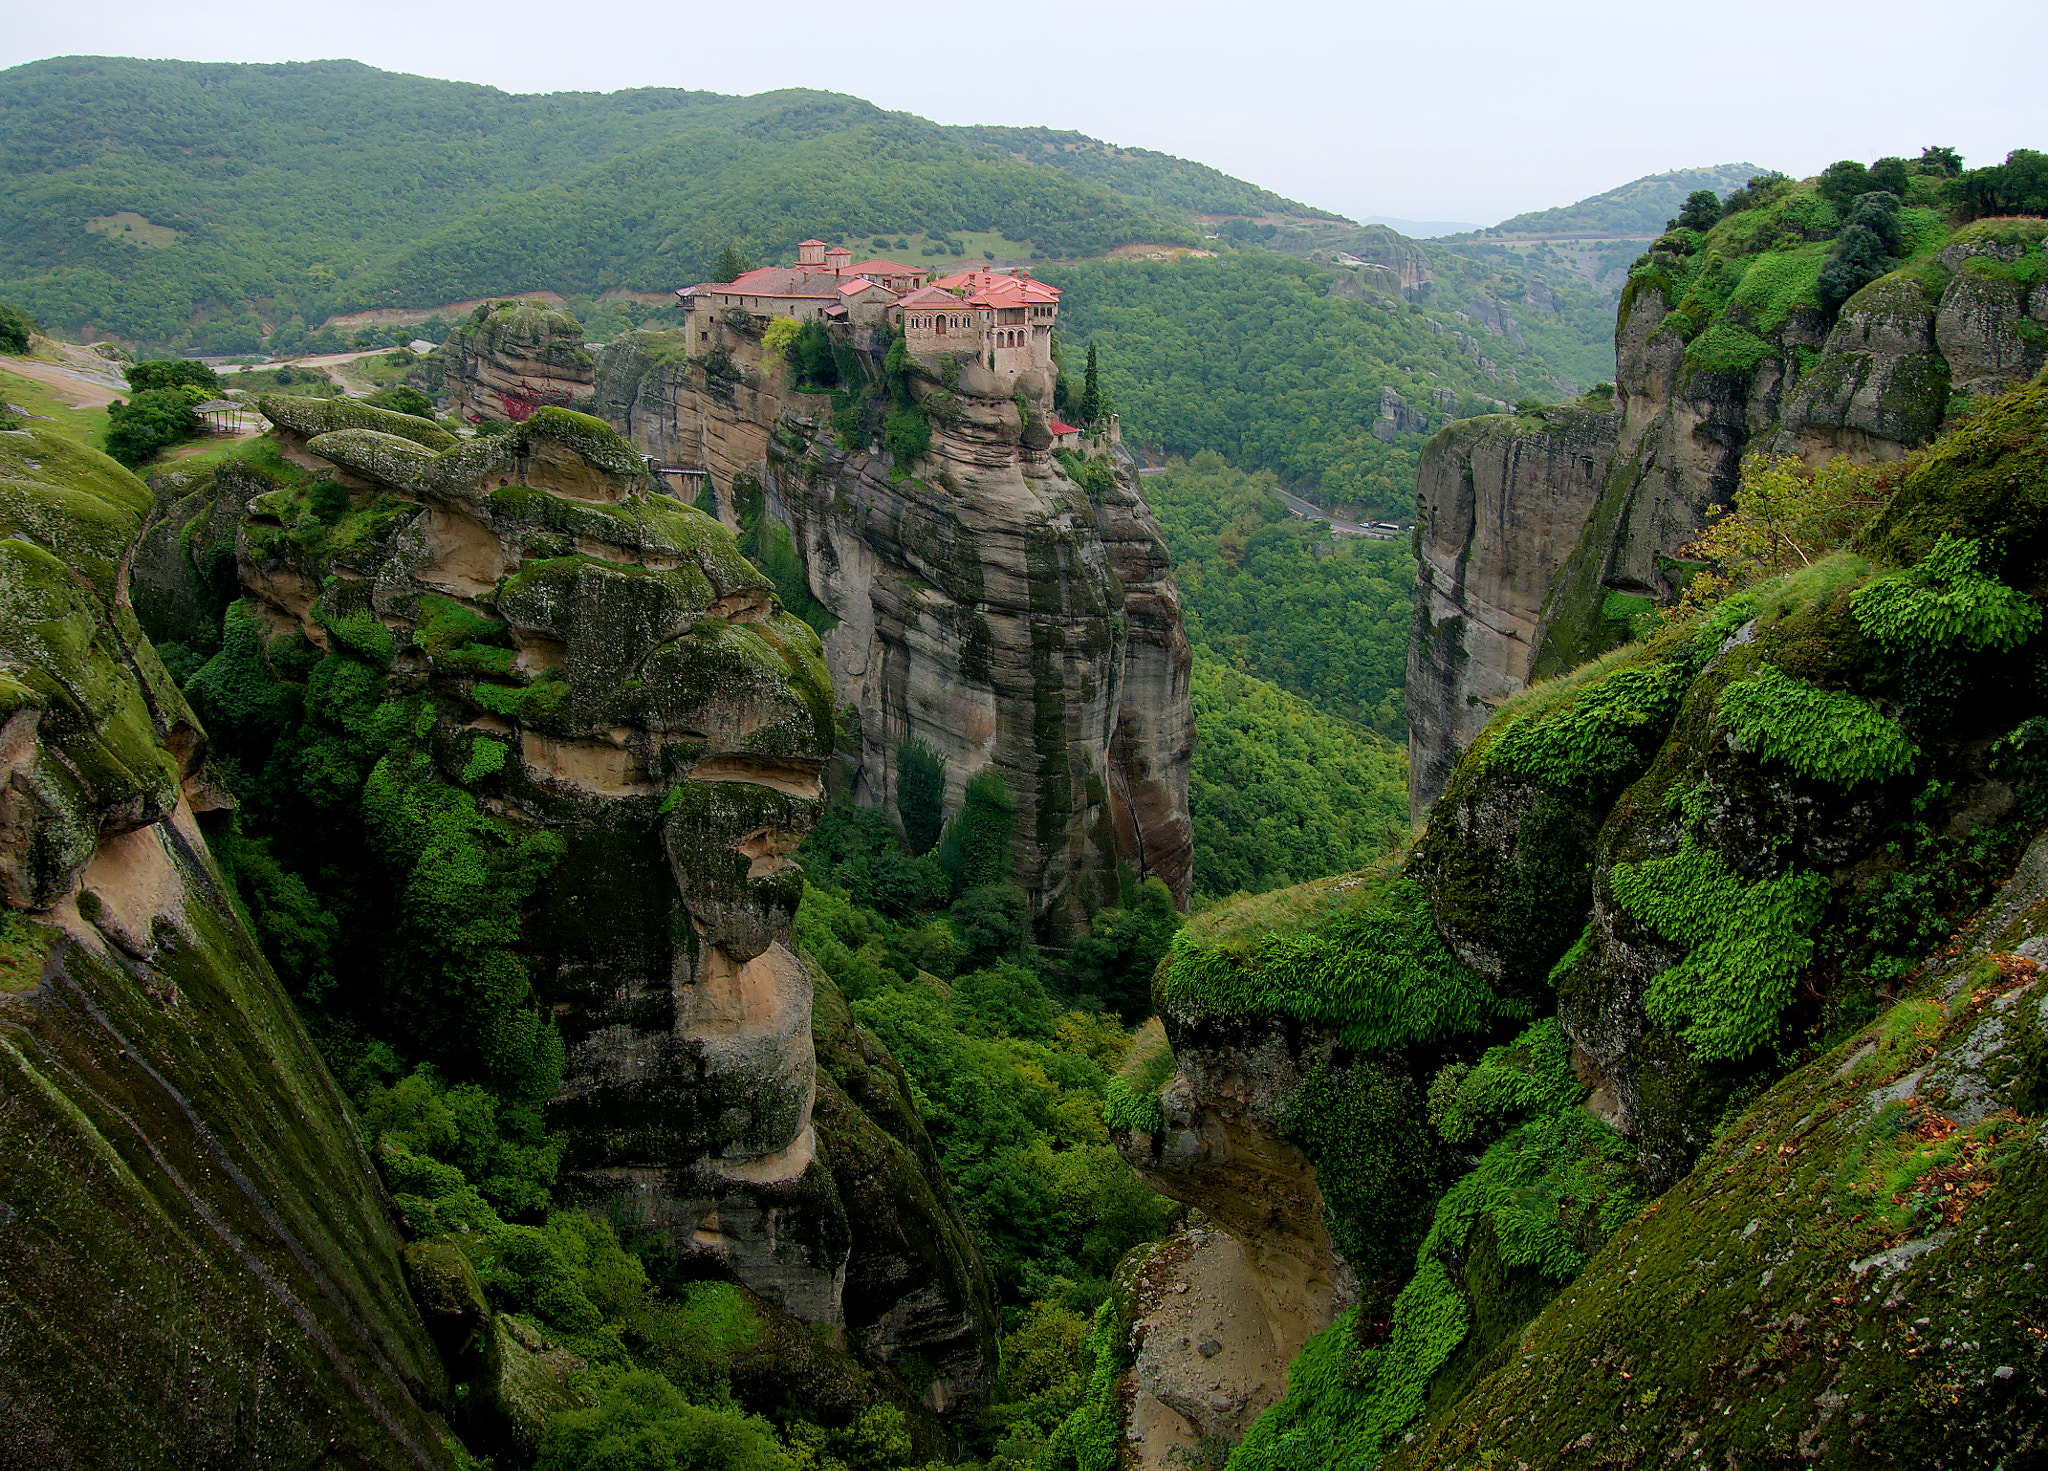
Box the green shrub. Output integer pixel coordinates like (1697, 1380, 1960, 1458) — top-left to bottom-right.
(1430, 1017, 1582, 1147)
(536, 1371, 790, 1471)
(1715, 663, 1918, 786)
(1608, 838, 1829, 1061)
(1853, 534, 2042, 654)
(1483, 660, 1687, 795)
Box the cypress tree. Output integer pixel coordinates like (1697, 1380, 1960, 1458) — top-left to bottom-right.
(714, 243, 753, 282)
(1079, 341, 1101, 425)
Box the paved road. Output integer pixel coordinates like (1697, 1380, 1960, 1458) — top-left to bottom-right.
(1273, 487, 1403, 540)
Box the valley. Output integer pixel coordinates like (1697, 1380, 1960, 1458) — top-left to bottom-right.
(3, 47, 2048, 1471)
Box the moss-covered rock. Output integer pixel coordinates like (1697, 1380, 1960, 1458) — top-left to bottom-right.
(258, 392, 456, 450)
(0, 429, 454, 1467)
(1387, 839, 2048, 1470)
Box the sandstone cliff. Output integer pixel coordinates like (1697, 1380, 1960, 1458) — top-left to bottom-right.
(453, 311, 1194, 938)
(1406, 202, 2048, 814)
(1404, 403, 1619, 819)
(104, 395, 1000, 1457)
(438, 300, 597, 424)
(1074, 373, 2048, 1468)
(0, 427, 454, 1467)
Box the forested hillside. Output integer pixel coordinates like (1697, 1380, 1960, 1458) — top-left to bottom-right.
(0, 58, 1233, 348)
(1478, 162, 1767, 238)
(1050, 251, 1611, 514)
(1136, 453, 1412, 898)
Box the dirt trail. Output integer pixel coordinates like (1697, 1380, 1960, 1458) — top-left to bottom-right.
(3, 358, 125, 407)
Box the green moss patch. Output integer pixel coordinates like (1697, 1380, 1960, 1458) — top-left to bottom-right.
(1608, 838, 1829, 1062)
(1715, 662, 1918, 785)
(1161, 861, 1521, 1050)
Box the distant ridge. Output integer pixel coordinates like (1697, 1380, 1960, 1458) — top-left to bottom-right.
(1360, 216, 1483, 239)
(1474, 163, 1771, 239)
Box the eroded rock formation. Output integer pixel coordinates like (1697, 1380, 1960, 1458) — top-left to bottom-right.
(134, 396, 998, 1432)
(0, 428, 454, 1467)
(467, 311, 1194, 936)
(1405, 403, 1619, 819)
(1406, 213, 2048, 814)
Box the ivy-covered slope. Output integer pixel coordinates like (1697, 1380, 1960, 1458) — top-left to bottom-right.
(1531, 169, 2047, 685)
(0, 425, 454, 1466)
(1070, 370, 2048, 1468)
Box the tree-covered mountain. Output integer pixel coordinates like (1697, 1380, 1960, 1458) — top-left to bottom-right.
(950, 126, 1343, 221)
(1475, 162, 1768, 238)
(0, 57, 1277, 348)
(1049, 246, 1614, 514)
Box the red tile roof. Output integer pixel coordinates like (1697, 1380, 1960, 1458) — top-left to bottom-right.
(798, 238, 827, 247)
(848, 258, 923, 277)
(1049, 419, 1079, 436)
(931, 268, 1062, 306)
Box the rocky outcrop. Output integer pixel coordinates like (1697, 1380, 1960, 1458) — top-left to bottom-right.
(0, 427, 454, 1467)
(575, 319, 1194, 936)
(135, 396, 998, 1425)
(1407, 207, 2048, 816)
(1406, 404, 1620, 816)
(1149, 373, 2048, 1468)
(1370, 385, 1431, 442)
(440, 300, 597, 424)
(1109, 1007, 1355, 1456)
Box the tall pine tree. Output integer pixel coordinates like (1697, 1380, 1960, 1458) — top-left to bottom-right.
(1078, 341, 1102, 426)
(714, 243, 753, 282)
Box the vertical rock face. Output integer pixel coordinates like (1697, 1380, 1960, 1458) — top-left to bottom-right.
(211, 398, 996, 1416)
(577, 321, 1195, 933)
(0, 428, 453, 1468)
(1407, 213, 2048, 816)
(439, 300, 598, 424)
(1405, 405, 1619, 817)
(1111, 1011, 1355, 1457)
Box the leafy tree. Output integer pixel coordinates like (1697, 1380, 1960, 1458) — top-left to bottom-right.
(1674, 452, 1890, 615)
(1068, 878, 1181, 1020)
(1867, 156, 1912, 196)
(536, 1372, 789, 1471)
(1947, 149, 2048, 221)
(103, 387, 204, 467)
(362, 385, 436, 419)
(950, 885, 1030, 969)
(1673, 189, 1722, 232)
(896, 738, 947, 855)
(1816, 159, 1873, 210)
(1844, 190, 1903, 255)
(125, 358, 220, 393)
(795, 318, 836, 386)
(761, 315, 802, 360)
(0, 299, 35, 354)
(1816, 219, 1894, 316)
(714, 243, 754, 282)
(1919, 145, 1964, 178)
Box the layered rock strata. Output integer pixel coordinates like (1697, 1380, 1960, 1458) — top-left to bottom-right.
(0, 427, 454, 1468)
(572, 318, 1190, 934)
(164, 396, 996, 1418)
(1407, 214, 2048, 814)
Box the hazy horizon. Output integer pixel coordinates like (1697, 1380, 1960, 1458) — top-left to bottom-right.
(4, 0, 2039, 225)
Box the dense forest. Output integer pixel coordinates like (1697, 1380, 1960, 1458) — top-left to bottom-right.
(1047, 252, 1608, 514)
(0, 58, 1268, 349)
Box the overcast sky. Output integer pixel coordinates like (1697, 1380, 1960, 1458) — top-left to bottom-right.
(6, 0, 2042, 225)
